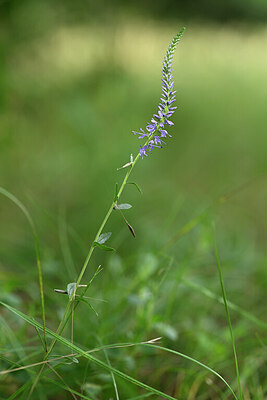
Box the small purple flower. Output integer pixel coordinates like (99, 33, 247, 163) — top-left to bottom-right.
(132, 28, 185, 157)
(133, 128, 148, 139)
(154, 136, 165, 146)
(139, 145, 149, 158)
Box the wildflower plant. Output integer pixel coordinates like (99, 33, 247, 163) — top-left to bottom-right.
(0, 27, 244, 400)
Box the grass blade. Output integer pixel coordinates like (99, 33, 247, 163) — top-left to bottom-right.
(182, 277, 267, 330)
(0, 187, 47, 353)
(213, 223, 243, 400)
(0, 301, 177, 400)
(43, 376, 93, 400)
(144, 344, 238, 400)
(1, 301, 238, 400)
(98, 336, 120, 400)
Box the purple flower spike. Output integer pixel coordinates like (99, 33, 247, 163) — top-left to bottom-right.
(133, 27, 185, 157)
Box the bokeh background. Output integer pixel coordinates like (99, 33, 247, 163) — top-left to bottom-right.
(0, 1, 266, 399)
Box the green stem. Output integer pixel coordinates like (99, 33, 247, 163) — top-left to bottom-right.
(76, 152, 139, 286)
(213, 223, 243, 400)
(28, 141, 147, 397)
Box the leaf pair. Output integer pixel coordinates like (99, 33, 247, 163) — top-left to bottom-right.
(93, 232, 115, 252)
(113, 181, 142, 202)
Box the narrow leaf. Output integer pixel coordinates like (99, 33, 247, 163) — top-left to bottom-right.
(93, 242, 115, 252)
(77, 297, 99, 316)
(96, 232, 112, 245)
(116, 204, 132, 210)
(34, 327, 46, 352)
(127, 182, 142, 194)
(114, 183, 119, 202)
(43, 376, 91, 400)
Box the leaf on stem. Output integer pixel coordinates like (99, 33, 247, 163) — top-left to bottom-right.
(93, 242, 116, 252)
(67, 283, 76, 299)
(77, 297, 99, 317)
(116, 203, 132, 210)
(114, 183, 119, 202)
(96, 232, 112, 245)
(127, 182, 143, 194)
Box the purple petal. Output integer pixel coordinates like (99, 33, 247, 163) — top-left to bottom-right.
(165, 119, 174, 126)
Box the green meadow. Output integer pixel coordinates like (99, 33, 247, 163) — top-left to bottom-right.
(0, 13, 266, 400)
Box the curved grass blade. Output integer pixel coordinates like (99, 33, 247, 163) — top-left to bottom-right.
(1, 301, 238, 400)
(144, 344, 238, 400)
(0, 302, 177, 400)
(0, 187, 47, 353)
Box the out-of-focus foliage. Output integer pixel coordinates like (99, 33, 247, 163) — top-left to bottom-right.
(1, 0, 267, 26)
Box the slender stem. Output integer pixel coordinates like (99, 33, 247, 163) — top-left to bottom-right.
(28, 144, 145, 397)
(213, 223, 243, 400)
(75, 150, 140, 287)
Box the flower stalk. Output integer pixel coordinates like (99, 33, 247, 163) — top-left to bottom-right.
(27, 27, 185, 398)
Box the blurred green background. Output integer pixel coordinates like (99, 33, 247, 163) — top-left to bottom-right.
(0, 1, 266, 399)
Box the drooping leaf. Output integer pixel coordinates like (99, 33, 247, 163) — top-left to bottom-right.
(77, 297, 99, 316)
(93, 242, 115, 252)
(96, 232, 112, 245)
(127, 182, 143, 194)
(116, 203, 132, 210)
(67, 282, 76, 299)
(127, 222, 136, 238)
